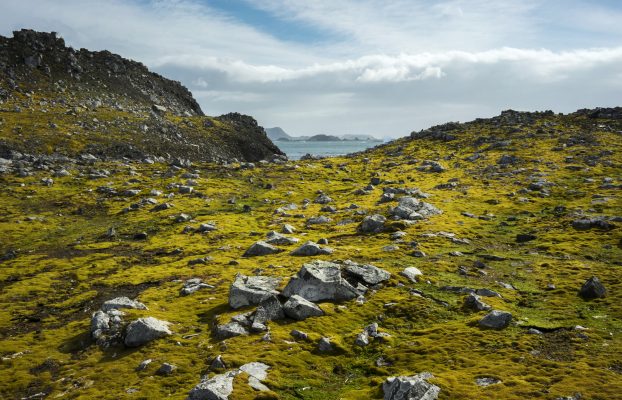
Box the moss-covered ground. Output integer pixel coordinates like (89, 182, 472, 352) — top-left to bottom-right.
(0, 110, 621, 399)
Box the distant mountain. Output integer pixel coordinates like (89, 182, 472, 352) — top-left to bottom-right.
(266, 127, 382, 142)
(341, 134, 382, 141)
(265, 127, 293, 141)
(307, 134, 342, 142)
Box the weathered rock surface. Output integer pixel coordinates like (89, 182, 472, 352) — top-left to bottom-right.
(358, 214, 386, 233)
(283, 295, 324, 320)
(579, 276, 607, 299)
(282, 261, 359, 302)
(229, 274, 281, 309)
(383, 372, 440, 400)
(124, 317, 172, 347)
(243, 241, 283, 257)
(290, 241, 334, 256)
(478, 310, 512, 329)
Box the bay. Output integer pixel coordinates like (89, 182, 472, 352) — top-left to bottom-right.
(275, 140, 384, 160)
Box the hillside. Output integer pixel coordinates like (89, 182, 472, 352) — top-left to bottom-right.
(0, 99, 620, 400)
(0, 29, 284, 163)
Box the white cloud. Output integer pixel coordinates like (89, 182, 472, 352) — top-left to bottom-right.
(1, 0, 621, 137)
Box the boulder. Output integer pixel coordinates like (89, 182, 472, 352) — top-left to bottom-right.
(239, 362, 270, 392)
(478, 310, 512, 330)
(383, 372, 440, 400)
(253, 295, 285, 326)
(318, 337, 333, 352)
(390, 197, 442, 220)
(358, 214, 386, 233)
(187, 371, 238, 400)
(579, 276, 607, 299)
(282, 261, 359, 302)
(214, 322, 249, 339)
(281, 224, 296, 234)
(343, 260, 391, 285)
(400, 267, 423, 282)
(290, 241, 333, 256)
(243, 241, 283, 257)
(572, 218, 615, 231)
(283, 295, 324, 320)
(307, 215, 332, 225)
(229, 274, 281, 309)
(124, 317, 172, 347)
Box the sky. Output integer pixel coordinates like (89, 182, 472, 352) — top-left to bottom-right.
(2, 0, 622, 138)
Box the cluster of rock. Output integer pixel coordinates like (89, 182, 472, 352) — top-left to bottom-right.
(188, 361, 271, 399)
(90, 296, 171, 348)
(215, 260, 391, 338)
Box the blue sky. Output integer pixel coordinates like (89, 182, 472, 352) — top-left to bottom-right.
(2, 0, 622, 138)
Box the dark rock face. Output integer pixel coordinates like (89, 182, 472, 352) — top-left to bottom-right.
(0, 30, 285, 163)
(579, 276, 607, 300)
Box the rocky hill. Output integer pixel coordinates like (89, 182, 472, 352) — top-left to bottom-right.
(0, 29, 284, 163)
(0, 100, 620, 399)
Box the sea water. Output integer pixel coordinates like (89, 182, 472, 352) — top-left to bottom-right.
(275, 141, 384, 160)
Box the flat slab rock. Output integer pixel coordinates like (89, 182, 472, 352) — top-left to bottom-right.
(282, 260, 359, 302)
(343, 260, 391, 285)
(101, 296, 147, 312)
(188, 362, 270, 399)
(383, 372, 440, 400)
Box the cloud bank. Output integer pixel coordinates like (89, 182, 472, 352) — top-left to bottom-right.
(1, 0, 621, 137)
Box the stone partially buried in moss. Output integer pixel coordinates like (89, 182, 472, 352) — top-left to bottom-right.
(342, 260, 391, 285)
(283, 295, 324, 320)
(124, 317, 172, 347)
(478, 310, 512, 330)
(243, 241, 283, 257)
(290, 241, 334, 256)
(579, 276, 607, 300)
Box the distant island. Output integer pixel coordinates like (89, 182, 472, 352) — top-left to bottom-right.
(265, 127, 382, 142)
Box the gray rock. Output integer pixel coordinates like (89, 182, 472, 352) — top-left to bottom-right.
(124, 317, 172, 347)
(579, 276, 606, 299)
(290, 241, 333, 256)
(157, 362, 177, 375)
(290, 329, 309, 341)
(463, 294, 492, 312)
(281, 224, 296, 234)
(318, 337, 333, 352)
(243, 241, 283, 257)
(214, 322, 248, 339)
(101, 297, 148, 312)
(136, 359, 152, 371)
(282, 260, 358, 302)
(283, 295, 324, 320)
(479, 310, 512, 329)
(179, 185, 193, 194)
(572, 218, 614, 231)
(90, 310, 111, 339)
(229, 274, 281, 309)
(197, 223, 217, 233)
(253, 295, 285, 325)
(181, 279, 214, 296)
(343, 260, 391, 285)
(240, 362, 270, 392)
(187, 371, 238, 400)
(209, 355, 227, 371)
(265, 231, 299, 245)
(314, 193, 333, 204)
(475, 377, 501, 386)
(400, 267, 423, 282)
(390, 197, 442, 220)
(383, 372, 440, 400)
(358, 214, 387, 234)
(306, 215, 332, 225)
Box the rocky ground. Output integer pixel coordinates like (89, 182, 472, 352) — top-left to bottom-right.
(0, 104, 620, 399)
